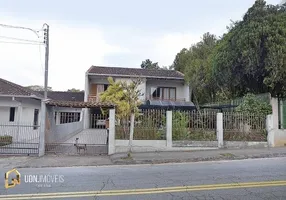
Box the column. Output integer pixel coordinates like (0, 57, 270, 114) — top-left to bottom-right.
(217, 113, 224, 148)
(271, 97, 279, 129)
(166, 111, 172, 148)
(108, 109, 115, 155)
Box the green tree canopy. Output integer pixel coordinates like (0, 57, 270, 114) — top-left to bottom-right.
(141, 59, 160, 69)
(172, 0, 286, 104)
(99, 77, 143, 120)
(213, 0, 286, 98)
(26, 85, 52, 91)
(67, 88, 83, 92)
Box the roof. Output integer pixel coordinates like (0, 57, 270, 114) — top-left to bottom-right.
(87, 66, 185, 80)
(46, 100, 114, 108)
(0, 78, 44, 99)
(38, 91, 84, 102)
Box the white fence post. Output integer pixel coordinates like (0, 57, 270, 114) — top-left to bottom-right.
(217, 112, 224, 148)
(166, 110, 172, 148)
(108, 109, 115, 155)
(266, 114, 274, 147)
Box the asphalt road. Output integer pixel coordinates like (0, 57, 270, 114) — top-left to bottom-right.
(0, 157, 285, 200)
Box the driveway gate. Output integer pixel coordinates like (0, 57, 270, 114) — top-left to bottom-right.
(0, 122, 39, 155)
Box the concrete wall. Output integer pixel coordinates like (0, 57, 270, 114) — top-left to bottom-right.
(267, 112, 286, 147)
(173, 141, 268, 149)
(114, 77, 146, 101)
(115, 140, 168, 153)
(46, 106, 84, 143)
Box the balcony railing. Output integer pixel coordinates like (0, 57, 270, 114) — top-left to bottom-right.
(88, 95, 186, 103)
(146, 97, 186, 102)
(88, 95, 99, 103)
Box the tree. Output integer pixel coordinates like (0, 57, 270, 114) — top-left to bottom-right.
(141, 59, 160, 69)
(26, 85, 52, 91)
(172, 48, 190, 73)
(100, 77, 143, 153)
(213, 0, 286, 97)
(172, 33, 218, 104)
(67, 88, 83, 92)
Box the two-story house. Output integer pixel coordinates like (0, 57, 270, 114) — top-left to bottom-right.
(83, 66, 193, 128)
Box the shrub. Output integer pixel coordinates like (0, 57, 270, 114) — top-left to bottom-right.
(0, 135, 13, 146)
(235, 93, 272, 116)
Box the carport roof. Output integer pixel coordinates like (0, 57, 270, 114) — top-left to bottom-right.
(46, 100, 114, 108)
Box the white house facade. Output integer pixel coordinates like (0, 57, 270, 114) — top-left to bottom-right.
(83, 65, 192, 129)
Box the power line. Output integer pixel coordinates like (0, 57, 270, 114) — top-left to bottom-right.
(0, 35, 43, 44)
(0, 40, 43, 45)
(0, 23, 42, 37)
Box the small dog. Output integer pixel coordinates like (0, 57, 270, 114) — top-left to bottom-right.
(74, 138, 87, 154)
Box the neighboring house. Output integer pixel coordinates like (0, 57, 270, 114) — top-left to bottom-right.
(0, 77, 85, 126)
(0, 78, 43, 125)
(83, 65, 194, 128)
(0, 78, 43, 143)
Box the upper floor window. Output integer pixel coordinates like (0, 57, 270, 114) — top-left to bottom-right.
(151, 87, 176, 100)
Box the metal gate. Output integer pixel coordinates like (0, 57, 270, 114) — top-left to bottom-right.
(45, 129, 108, 155)
(0, 123, 39, 155)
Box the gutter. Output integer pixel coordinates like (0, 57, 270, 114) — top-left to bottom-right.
(87, 73, 185, 80)
(0, 94, 43, 100)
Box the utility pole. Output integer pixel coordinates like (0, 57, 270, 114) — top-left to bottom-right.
(44, 24, 49, 99)
(39, 24, 49, 157)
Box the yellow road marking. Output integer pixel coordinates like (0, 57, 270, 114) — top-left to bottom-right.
(1, 180, 285, 199)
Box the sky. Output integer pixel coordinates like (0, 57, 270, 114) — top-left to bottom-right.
(0, 0, 282, 91)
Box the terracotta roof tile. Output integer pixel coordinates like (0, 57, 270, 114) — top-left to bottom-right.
(0, 78, 43, 99)
(87, 66, 184, 79)
(46, 100, 114, 108)
(38, 91, 84, 101)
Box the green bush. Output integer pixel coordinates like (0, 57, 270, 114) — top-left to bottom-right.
(235, 93, 272, 116)
(0, 135, 13, 146)
(172, 111, 190, 140)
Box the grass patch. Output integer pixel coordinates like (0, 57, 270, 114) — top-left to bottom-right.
(115, 126, 165, 140)
(173, 129, 217, 141)
(0, 135, 13, 146)
(220, 153, 235, 158)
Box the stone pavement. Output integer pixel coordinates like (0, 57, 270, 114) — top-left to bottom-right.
(0, 147, 286, 169)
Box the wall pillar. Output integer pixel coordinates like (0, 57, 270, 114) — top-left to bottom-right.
(217, 113, 223, 148)
(108, 109, 115, 155)
(83, 108, 90, 129)
(56, 111, 61, 125)
(271, 97, 279, 129)
(184, 84, 190, 102)
(166, 111, 172, 148)
(266, 114, 274, 147)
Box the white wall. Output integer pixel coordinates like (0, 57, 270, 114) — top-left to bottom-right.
(87, 76, 189, 102)
(0, 107, 10, 122)
(114, 77, 146, 101)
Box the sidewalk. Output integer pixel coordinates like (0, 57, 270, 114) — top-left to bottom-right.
(0, 147, 286, 169)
